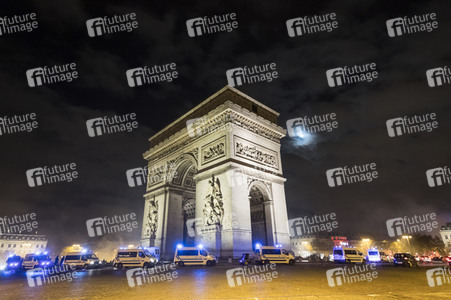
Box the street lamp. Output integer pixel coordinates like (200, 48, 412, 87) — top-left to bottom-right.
(362, 239, 371, 254)
(402, 235, 412, 253)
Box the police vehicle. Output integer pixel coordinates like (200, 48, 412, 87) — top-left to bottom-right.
(22, 252, 52, 269)
(113, 247, 157, 269)
(174, 245, 216, 267)
(254, 244, 295, 265)
(3, 255, 23, 271)
(63, 250, 101, 269)
(333, 246, 366, 264)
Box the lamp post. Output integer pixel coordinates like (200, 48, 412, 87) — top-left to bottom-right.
(402, 235, 413, 254)
(362, 238, 371, 254)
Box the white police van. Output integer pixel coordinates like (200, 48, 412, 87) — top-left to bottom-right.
(113, 248, 157, 269)
(174, 245, 216, 267)
(143, 247, 160, 262)
(63, 250, 100, 269)
(22, 252, 52, 269)
(367, 248, 385, 263)
(333, 246, 366, 264)
(254, 245, 295, 265)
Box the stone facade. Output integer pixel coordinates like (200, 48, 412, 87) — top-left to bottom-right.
(0, 233, 47, 261)
(440, 222, 451, 252)
(140, 86, 290, 259)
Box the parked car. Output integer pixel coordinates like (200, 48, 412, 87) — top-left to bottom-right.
(379, 251, 389, 263)
(393, 253, 419, 267)
(419, 256, 431, 263)
(431, 257, 443, 263)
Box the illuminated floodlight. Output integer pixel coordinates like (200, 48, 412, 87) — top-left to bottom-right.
(197, 244, 204, 249)
(255, 243, 262, 249)
(177, 244, 183, 249)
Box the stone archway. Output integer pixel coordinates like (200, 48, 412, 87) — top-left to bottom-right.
(248, 181, 274, 249)
(140, 86, 290, 259)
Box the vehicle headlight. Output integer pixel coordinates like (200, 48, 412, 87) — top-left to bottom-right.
(90, 261, 94, 264)
(150, 258, 155, 262)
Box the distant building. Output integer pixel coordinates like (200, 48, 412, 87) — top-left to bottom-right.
(331, 236, 348, 247)
(439, 223, 451, 250)
(0, 233, 47, 260)
(290, 236, 316, 258)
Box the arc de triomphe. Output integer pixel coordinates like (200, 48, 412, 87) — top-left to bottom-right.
(140, 86, 290, 259)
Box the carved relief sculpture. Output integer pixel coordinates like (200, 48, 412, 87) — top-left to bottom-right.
(145, 198, 158, 237)
(203, 175, 224, 226)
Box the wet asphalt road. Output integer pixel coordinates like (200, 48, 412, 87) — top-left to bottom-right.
(0, 262, 450, 300)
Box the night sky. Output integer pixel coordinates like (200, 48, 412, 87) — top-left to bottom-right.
(0, 0, 450, 255)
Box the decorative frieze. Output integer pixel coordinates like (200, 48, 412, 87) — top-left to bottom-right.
(234, 137, 278, 169)
(201, 137, 226, 165)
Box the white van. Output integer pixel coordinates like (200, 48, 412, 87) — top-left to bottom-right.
(143, 247, 160, 262)
(367, 249, 381, 263)
(63, 251, 100, 269)
(333, 246, 366, 264)
(22, 252, 52, 269)
(113, 248, 157, 269)
(174, 245, 216, 267)
(254, 246, 295, 265)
